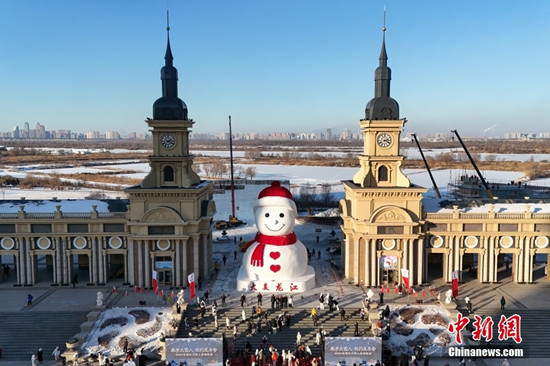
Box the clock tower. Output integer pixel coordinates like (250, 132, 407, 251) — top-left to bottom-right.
(352, 25, 409, 189)
(340, 24, 427, 288)
(141, 24, 200, 189)
(125, 22, 215, 289)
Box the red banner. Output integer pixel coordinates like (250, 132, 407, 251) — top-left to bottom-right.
(452, 270, 459, 298)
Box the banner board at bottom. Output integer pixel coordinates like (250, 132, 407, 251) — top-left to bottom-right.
(324, 336, 382, 366)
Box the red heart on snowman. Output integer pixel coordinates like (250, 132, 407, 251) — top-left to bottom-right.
(270, 265, 281, 273)
(269, 251, 281, 260)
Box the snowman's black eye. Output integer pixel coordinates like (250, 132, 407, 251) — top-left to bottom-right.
(279, 213, 284, 218)
(265, 213, 270, 218)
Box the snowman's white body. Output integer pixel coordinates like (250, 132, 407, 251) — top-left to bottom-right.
(236, 197, 315, 292)
(241, 237, 309, 280)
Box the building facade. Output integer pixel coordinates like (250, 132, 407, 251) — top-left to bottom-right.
(0, 26, 215, 289)
(340, 27, 550, 287)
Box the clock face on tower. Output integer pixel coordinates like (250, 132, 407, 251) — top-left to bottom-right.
(377, 133, 392, 148)
(161, 134, 176, 149)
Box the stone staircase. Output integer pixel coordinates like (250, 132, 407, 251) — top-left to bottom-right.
(175, 305, 375, 357)
(0, 310, 88, 362)
(463, 309, 550, 358)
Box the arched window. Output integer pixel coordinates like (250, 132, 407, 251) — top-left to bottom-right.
(163, 166, 174, 182)
(378, 165, 388, 182)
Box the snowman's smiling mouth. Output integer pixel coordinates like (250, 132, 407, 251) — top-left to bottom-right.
(264, 223, 285, 232)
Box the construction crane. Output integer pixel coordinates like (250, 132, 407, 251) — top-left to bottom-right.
(451, 130, 495, 199)
(412, 133, 441, 198)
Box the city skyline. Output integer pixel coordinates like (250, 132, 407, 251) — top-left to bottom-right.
(2, 1, 550, 137)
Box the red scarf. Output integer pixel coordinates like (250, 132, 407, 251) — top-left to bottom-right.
(248, 232, 297, 267)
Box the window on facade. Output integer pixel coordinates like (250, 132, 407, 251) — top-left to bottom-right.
(535, 224, 550, 232)
(68, 224, 88, 233)
(378, 166, 388, 182)
(148, 226, 175, 235)
(31, 224, 52, 233)
(427, 223, 447, 232)
(0, 224, 15, 233)
(498, 224, 518, 232)
(463, 223, 482, 232)
(104, 223, 125, 233)
(377, 226, 403, 234)
(164, 166, 174, 182)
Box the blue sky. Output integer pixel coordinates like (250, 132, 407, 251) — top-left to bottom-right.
(2, 1, 550, 137)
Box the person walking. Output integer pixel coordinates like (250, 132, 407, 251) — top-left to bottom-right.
(37, 348, 43, 363)
(223, 255, 227, 265)
(221, 294, 226, 307)
(234, 250, 238, 260)
(500, 296, 506, 310)
(52, 347, 61, 361)
(354, 322, 359, 336)
(31, 354, 38, 366)
(27, 294, 33, 306)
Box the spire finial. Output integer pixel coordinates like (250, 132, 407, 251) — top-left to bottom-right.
(166, 10, 170, 32)
(382, 5, 386, 32)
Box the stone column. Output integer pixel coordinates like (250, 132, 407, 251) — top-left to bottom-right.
(353, 236, 359, 284)
(137, 240, 144, 288)
(481, 237, 489, 283)
(127, 237, 134, 285)
(417, 238, 424, 285)
(87, 253, 92, 284)
(373, 240, 379, 286)
(98, 237, 105, 284)
(61, 237, 69, 284)
(202, 235, 209, 277)
(488, 236, 495, 283)
(27, 238, 34, 285)
(408, 239, 414, 287)
(192, 235, 200, 279)
(453, 237, 460, 283)
(362, 238, 369, 286)
(175, 239, 181, 288)
(145, 240, 151, 288)
(17, 238, 25, 285)
(54, 237, 61, 285)
(181, 238, 188, 286)
(403, 238, 408, 284)
(528, 246, 536, 283)
(91, 237, 98, 284)
(523, 237, 530, 283)
(344, 235, 351, 278)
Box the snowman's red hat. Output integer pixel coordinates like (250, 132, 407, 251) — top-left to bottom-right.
(254, 181, 297, 214)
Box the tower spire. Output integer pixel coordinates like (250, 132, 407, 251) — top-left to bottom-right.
(152, 12, 188, 120)
(364, 9, 399, 120)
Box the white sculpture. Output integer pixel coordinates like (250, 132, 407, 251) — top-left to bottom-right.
(366, 289, 374, 301)
(237, 181, 315, 292)
(177, 289, 185, 305)
(445, 289, 453, 304)
(96, 291, 104, 306)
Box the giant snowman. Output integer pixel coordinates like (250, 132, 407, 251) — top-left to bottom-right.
(237, 181, 315, 293)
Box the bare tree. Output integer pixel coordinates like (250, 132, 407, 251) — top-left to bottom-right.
(244, 166, 257, 180)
